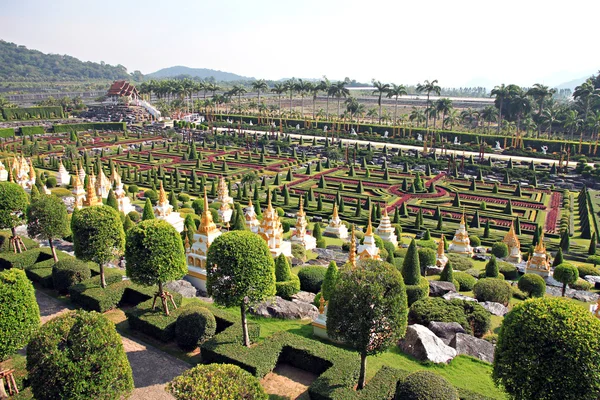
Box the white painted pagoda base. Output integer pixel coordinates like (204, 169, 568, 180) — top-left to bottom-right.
(187, 266, 207, 292)
(269, 241, 293, 258)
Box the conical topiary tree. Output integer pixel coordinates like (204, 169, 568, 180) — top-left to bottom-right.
(402, 239, 420, 286)
(321, 261, 339, 301)
(485, 255, 499, 278)
(440, 260, 454, 283)
(142, 198, 154, 221)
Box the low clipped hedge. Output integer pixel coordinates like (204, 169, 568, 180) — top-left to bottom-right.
(21, 126, 45, 136)
(454, 271, 477, 291)
(395, 371, 459, 400)
(167, 363, 268, 400)
(446, 254, 473, 271)
(577, 264, 600, 278)
(498, 261, 518, 280)
(68, 271, 127, 312)
(569, 278, 592, 291)
(52, 259, 92, 294)
(0, 247, 53, 270)
(0, 128, 15, 138)
(405, 276, 430, 306)
(297, 266, 327, 293)
(125, 294, 184, 342)
(52, 122, 125, 133)
(175, 305, 216, 351)
(25, 261, 55, 288)
(276, 274, 300, 299)
(0, 231, 39, 253)
(473, 278, 512, 306)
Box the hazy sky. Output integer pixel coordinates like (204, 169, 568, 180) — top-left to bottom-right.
(2, 0, 598, 88)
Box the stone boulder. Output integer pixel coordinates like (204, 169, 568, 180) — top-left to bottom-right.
(428, 321, 466, 345)
(250, 296, 319, 320)
(313, 248, 348, 263)
(165, 280, 198, 298)
(398, 324, 457, 364)
(442, 292, 477, 302)
(291, 291, 316, 304)
(290, 257, 304, 266)
(429, 281, 457, 297)
(584, 275, 600, 289)
(425, 266, 444, 276)
(481, 301, 508, 317)
(450, 333, 495, 363)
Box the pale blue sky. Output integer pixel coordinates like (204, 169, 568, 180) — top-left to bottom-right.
(1, 0, 598, 87)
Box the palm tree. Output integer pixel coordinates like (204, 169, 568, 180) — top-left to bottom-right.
(563, 109, 582, 141)
(435, 98, 453, 130)
(271, 83, 286, 114)
(320, 76, 332, 120)
(330, 80, 350, 119)
(479, 106, 497, 131)
(367, 108, 378, 123)
(285, 78, 297, 112)
(386, 83, 407, 124)
(294, 79, 310, 116)
(228, 85, 247, 111)
(416, 80, 441, 130)
(460, 108, 479, 130)
(522, 117, 537, 138)
(310, 82, 323, 120)
(491, 84, 510, 134)
(526, 84, 556, 138)
(409, 108, 426, 127)
(573, 80, 600, 134)
(541, 105, 560, 138)
(508, 86, 531, 135)
(208, 83, 221, 98)
(372, 80, 390, 123)
(444, 109, 460, 130)
(252, 80, 269, 106)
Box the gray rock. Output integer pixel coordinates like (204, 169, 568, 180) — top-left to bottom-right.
(481, 301, 509, 316)
(584, 275, 600, 289)
(442, 292, 477, 302)
(165, 280, 198, 298)
(306, 259, 329, 266)
(425, 266, 444, 276)
(326, 245, 343, 251)
(450, 333, 495, 363)
(398, 324, 457, 364)
(291, 291, 315, 304)
(313, 248, 348, 263)
(291, 257, 303, 266)
(428, 322, 466, 345)
(429, 281, 457, 297)
(573, 291, 598, 302)
(250, 296, 319, 320)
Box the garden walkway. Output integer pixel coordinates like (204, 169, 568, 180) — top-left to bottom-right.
(35, 290, 189, 400)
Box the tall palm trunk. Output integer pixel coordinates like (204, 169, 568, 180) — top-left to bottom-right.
(326, 96, 330, 119)
(394, 98, 398, 124)
(425, 93, 430, 130)
(497, 99, 503, 134)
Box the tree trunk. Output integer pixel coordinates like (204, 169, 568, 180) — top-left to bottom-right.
(99, 263, 107, 289)
(49, 237, 58, 263)
(11, 227, 21, 253)
(241, 300, 250, 347)
(497, 99, 503, 134)
(562, 282, 566, 297)
(159, 281, 170, 316)
(326, 96, 330, 119)
(358, 351, 367, 390)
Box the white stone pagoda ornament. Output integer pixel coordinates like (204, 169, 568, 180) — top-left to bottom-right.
(95, 168, 112, 199)
(111, 167, 134, 215)
(526, 234, 551, 278)
(216, 177, 233, 224)
(56, 161, 70, 186)
(357, 216, 381, 260)
(0, 159, 8, 181)
(324, 203, 349, 239)
(375, 205, 398, 247)
(71, 172, 85, 210)
(154, 182, 184, 232)
(258, 194, 292, 257)
(448, 212, 473, 255)
(436, 235, 448, 268)
(244, 199, 260, 233)
(503, 222, 522, 264)
(290, 198, 317, 250)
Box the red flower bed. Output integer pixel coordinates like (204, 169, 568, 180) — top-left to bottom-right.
(545, 192, 562, 233)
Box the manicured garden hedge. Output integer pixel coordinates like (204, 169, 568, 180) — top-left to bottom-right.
(0, 128, 15, 138)
(68, 271, 127, 312)
(52, 122, 126, 133)
(20, 126, 45, 136)
(125, 294, 184, 342)
(2, 106, 63, 120)
(0, 231, 39, 254)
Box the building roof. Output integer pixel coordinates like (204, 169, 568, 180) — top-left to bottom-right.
(107, 80, 139, 98)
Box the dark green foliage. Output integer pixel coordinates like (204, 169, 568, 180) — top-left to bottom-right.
(106, 189, 118, 211)
(470, 235, 481, 247)
(395, 371, 459, 400)
(26, 194, 70, 261)
(313, 222, 323, 240)
(142, 198, 155, 220)
(503, 200, 513, 215)
(554, 263, 579, 296)
(175, 305, 217, 351)
(402, 239, 420, 285)
(52, 258, 92, 294)
(0, 182, 29, 233)
(125, 295, 183, 342)
(491, 242, 509, 258)
(408, 297, 490, 338)
(68, 272, 128, 312)
(26, 310, 133, 400)
(405, 277, 430, 306)
(473, 278, 512, 306)
(485, 255, 499, 278)
(578, 263, 600, 278)
(274, 254, 299, 299)
(552, 248, 564, 267)
(454, 271, 477, 291)
(589, 232, 597, 255)
(439, 260, 454, 283)
(559, 229, 570, 252)
(327, 259, 408, 389)
(321, 261, 339, 301)
(0, 268, 40, 361)
(498, 261, 518, 280)
(297, 266, 327, 293)
(517, 273, 546, 298)
(167, 363, 268, 400)
(493, 298, 600, 400)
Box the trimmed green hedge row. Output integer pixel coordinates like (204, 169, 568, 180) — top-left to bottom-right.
(0, 231, 39, 254)
(125, 295, 184, 342)
(52, 122, 126, 133)
(20, 126, 45, 136)
(68, 271, 127, 312)
(2, 106, 64, 121)
(0, 247, 54, 270)
(0, 128, 15, 138)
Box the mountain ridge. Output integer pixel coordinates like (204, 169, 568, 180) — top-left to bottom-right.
(147, 66, 254, 82)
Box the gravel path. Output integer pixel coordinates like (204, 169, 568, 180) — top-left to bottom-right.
(35, 290, 189, 399)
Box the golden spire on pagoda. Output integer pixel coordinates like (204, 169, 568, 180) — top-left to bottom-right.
(266, 189, 273, 210)
(298, 197, 305, 216)
(28, 159, 35, 180)
(365, 213, 374, 236)
(460, 209, 466, 226)
(437, 234, 445, 257)
(382, 204, 388, 217)
(72, 171, 82, 189)
(158, 182, 168, 206)
(83, 176, 100, 206)
(503, 222, 520, 248)
(535, 232, 546, 253)
(198, 189, 217, 234)
(348, 225, 357, 268)
(332, 203, 339, 219)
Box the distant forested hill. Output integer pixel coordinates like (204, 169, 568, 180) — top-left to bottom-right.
(0, 40, 136, 81)
(148, 66, 253, 82)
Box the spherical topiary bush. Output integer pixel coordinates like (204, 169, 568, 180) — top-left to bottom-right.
(395, 371, 459, 400)
(473, 278, 512, 305)
(409, 297, 490, 337)
(167, 363, 268, 400)
(491, 242, 509, 258)
(52, 258, 92, 294)
(0, 268, 40, 361)
(297, 266, 327, 293)
(470, 235, 481, 247)
(498, 261, 518, 280)
(454, 271, 477, 291)
(517, 273, 546, 298)
(26, 310, 133, 400)
(175, 305, 217, 351)
(493, 297, 600, 400)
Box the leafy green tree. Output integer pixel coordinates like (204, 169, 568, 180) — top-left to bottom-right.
(26, 310, 133, 400)
(71, 206, 125, 288)
(493, 297, 600, 400)
(440, 260, 454, 283)
(142, 198, 155, 220)
(230, 203, 247, 231)
(125, 220, 187, 315)
(517, 273, 546, 298)
(485, 255, 499, 278)
(321, 261, 339, 301)
(552, 248, 564, 267)
(553, 263, 579, 296)
(106, 189, 118, 211)
(0, 269, 40, 361)
(26, 194, 70, 262)
(313, 222, 323, 240)
(207, 231, 276, 347)
(327, 259, 408, 389)
(0, 182, 29, 253)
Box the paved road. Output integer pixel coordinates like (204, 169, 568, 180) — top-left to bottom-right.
(35, 290, 189, 399)
(216, 127, 587, 168)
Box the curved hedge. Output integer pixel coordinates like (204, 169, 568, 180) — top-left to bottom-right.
(405, 276, 430, 306)
(167, 363, 268, 400)
(52, 258, 92, 294)
(498, 261, 518, 280)
(578, 264, 600, 278)
(26, 310, 133, 400)
(0, 268, 40, 361)
(297, 266, 327, 293)
(175, 305, 216, 351)
(395, 371, 459, 400)
(473, 278, 512, 306)
(454, 271, 477, 291)
(276, 274, 301, 299)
